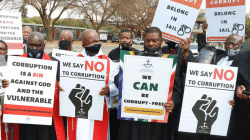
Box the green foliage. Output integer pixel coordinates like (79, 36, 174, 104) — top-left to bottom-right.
(22, 17, 44, 24)
(22, 17, 95, 29)
(245, 13, 250, 40)
(54, 18, 95, 29)
(101, 25, 115, 31)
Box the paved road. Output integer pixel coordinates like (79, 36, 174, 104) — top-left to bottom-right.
(44, 44, 144, 55)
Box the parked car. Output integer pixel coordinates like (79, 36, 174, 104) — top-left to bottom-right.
(189, 43, 199, 57)
(99, 33, 107, 42)
(133, 38, 144, 45)
(112, 36, 119, 43)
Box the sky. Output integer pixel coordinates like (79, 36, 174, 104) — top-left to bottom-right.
(26, 1, 250, 19)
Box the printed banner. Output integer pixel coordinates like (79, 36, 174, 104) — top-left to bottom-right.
(178, 62, 238, 136)
(117, 51, 177, 123)
(206, 0, 246, 42)
(0, 11, 23, 55)
(59, 56, 107, 120)
(121, 55, 174, 120)
(3, 56, 58, 125)
(52, 49, 79, 60)
(151, 0, 203, 42)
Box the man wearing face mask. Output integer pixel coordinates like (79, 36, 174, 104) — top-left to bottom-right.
(117, 27, 192, 140)
(22, 26, 32, 54)
(0, 40, 11, 140)
(108, 29, 139, 61)
(108, 29, 139, 140)
(50, 30, 75, 137)
(66, 29, 118, 140)
(58, 30, 75, 51)
(2, 32, 66, 140)
(197, 20, 243, 66)
(215, 34, 243, 66)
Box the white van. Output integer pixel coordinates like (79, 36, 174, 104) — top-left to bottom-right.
(99, 33, 107, 42)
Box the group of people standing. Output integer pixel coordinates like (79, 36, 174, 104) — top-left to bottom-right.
(0, 20, 249, 140)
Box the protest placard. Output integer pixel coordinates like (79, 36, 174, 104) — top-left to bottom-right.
(3, 56, 58, 125)
(120, 55, 174, 120)
(52, 49, 79, 60)
(151, 0, 203, 42)
(0, 11, 23, 55)
(206, 0, 246, 42)
(178, 62, 238, 136)
(59, 56, 107, 120)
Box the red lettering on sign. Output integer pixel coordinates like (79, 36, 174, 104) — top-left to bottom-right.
(33, 73, 43, 78)
(224, 70, 234, 81)
(94, 62, 104, 72)
(85, 61, 94, 71)
(213, 68, 234, 81)
(213, 68, 223, 80)
(171, 0, 203, 10)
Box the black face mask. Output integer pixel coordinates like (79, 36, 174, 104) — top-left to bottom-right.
(23, 39, 27, 44)
(167, 41, 177, 49)
(144, 46, 161, 54)
(59, 40, 71, 50)
(5, 55, 7, 62)
(85, 44, 101, 56)
(27, 49, 44, 59)
(120, 43, 132, 50)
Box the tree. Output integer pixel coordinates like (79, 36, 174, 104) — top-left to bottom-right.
(246, 13, 250, 40)
(22, 0, 79, 41)
(19, 4, 28, 18)
(111, 0, 134, 30)
(78, 0, 117, 34)
(0, 0, 21, 10)
(130, 0, 158, 31)
(111, 0, 158, 38)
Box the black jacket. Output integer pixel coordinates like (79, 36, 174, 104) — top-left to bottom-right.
(231, 50, 250, 116)
(108, 46, 139, 62)
(108, 46, 139, 88)
(164, 46, 195, 131)
(197, 34, 207, 52)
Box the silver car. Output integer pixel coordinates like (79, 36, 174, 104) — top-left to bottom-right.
(133, 38, 144, 45)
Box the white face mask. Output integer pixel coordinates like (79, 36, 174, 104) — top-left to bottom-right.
(226, 48, 240, 57)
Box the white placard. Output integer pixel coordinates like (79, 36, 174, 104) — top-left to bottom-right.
(178, 62, 238, 136)
(151, 0, 203, 42)
(59, 56, 107, 120)
(0, 11, 23, 55)
(206, 0, 246, 42)
(3, 56, 58, 125)
(121, 55, 173, 120)
(52, 49, 79, 60)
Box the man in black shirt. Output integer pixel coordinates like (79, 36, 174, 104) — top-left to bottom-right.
(108, 29, 139, 61)
(108, 29, 138, 140)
